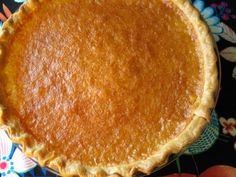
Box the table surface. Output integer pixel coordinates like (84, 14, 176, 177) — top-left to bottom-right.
(0, 0, 235, 177)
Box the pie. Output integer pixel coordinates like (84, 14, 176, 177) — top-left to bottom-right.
(0, 0, 218, 176)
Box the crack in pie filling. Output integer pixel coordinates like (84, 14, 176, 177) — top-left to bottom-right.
(0, 0, 218, 176)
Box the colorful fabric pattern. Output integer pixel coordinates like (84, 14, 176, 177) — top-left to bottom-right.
(0, 0, 235, 176)
(0, 130, 36, 177)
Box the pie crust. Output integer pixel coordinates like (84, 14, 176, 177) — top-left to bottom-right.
(0, 0, 218, 176)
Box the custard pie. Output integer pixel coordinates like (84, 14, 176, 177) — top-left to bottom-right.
(0, 0, 218, 176)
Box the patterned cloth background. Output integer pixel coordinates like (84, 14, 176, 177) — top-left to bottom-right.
(0, 0, 235, 176)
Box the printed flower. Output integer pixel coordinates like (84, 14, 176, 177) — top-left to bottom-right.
(190, 0, 223, 42)
(211, 2, 236, 21)
(219, 117, 236, 137)
(0, 4, 12, 28)
(0, 129, 36, 177)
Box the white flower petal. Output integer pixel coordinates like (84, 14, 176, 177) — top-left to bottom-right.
(230, 130, 236, 137)
(210, 25, 223, 34)
(201, 7, 214, 19)
(11, 148, 36, 173)
(219, 117, 227, 125)
(223, 129, 228, 134)
(206, 17, 220, 26)
(0, 129, 13, 158)
(5, 172, 19, 177)
(228, 118, 236, 124)
(232, 67, 236, 80)
(193, 0, 205, 12)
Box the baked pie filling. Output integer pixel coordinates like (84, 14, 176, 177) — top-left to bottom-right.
(0, 0, 217, 176)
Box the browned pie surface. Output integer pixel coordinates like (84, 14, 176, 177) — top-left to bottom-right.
(0, 0, 203, 166)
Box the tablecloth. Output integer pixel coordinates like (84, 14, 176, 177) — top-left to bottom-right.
(0, 0, 235, 176)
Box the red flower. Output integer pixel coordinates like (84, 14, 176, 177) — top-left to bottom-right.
(165, 165, 236, 177)
(201, 166, 236, 177)
(0, 4, 12, 23)
(165, 174, 194, 177)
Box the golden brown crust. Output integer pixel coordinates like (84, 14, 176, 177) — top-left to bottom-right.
(173, 0, 218, 121)
(0, 0, 218, 176)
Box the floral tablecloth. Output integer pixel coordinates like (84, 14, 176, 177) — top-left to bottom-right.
(0, 0, 235, 176)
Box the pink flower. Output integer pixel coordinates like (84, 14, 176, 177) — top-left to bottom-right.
(219, 117, 236, 137)
(218, 4, 223, 8)
(222, 14, 229, 20)
(221, 2, 228, 7)
(226, 8, 231, 13)
(211, 3, 217, 8)
(231, 14, 236, 19)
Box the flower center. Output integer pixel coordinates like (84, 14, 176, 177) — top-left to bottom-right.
(0, 162, 7, 170)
